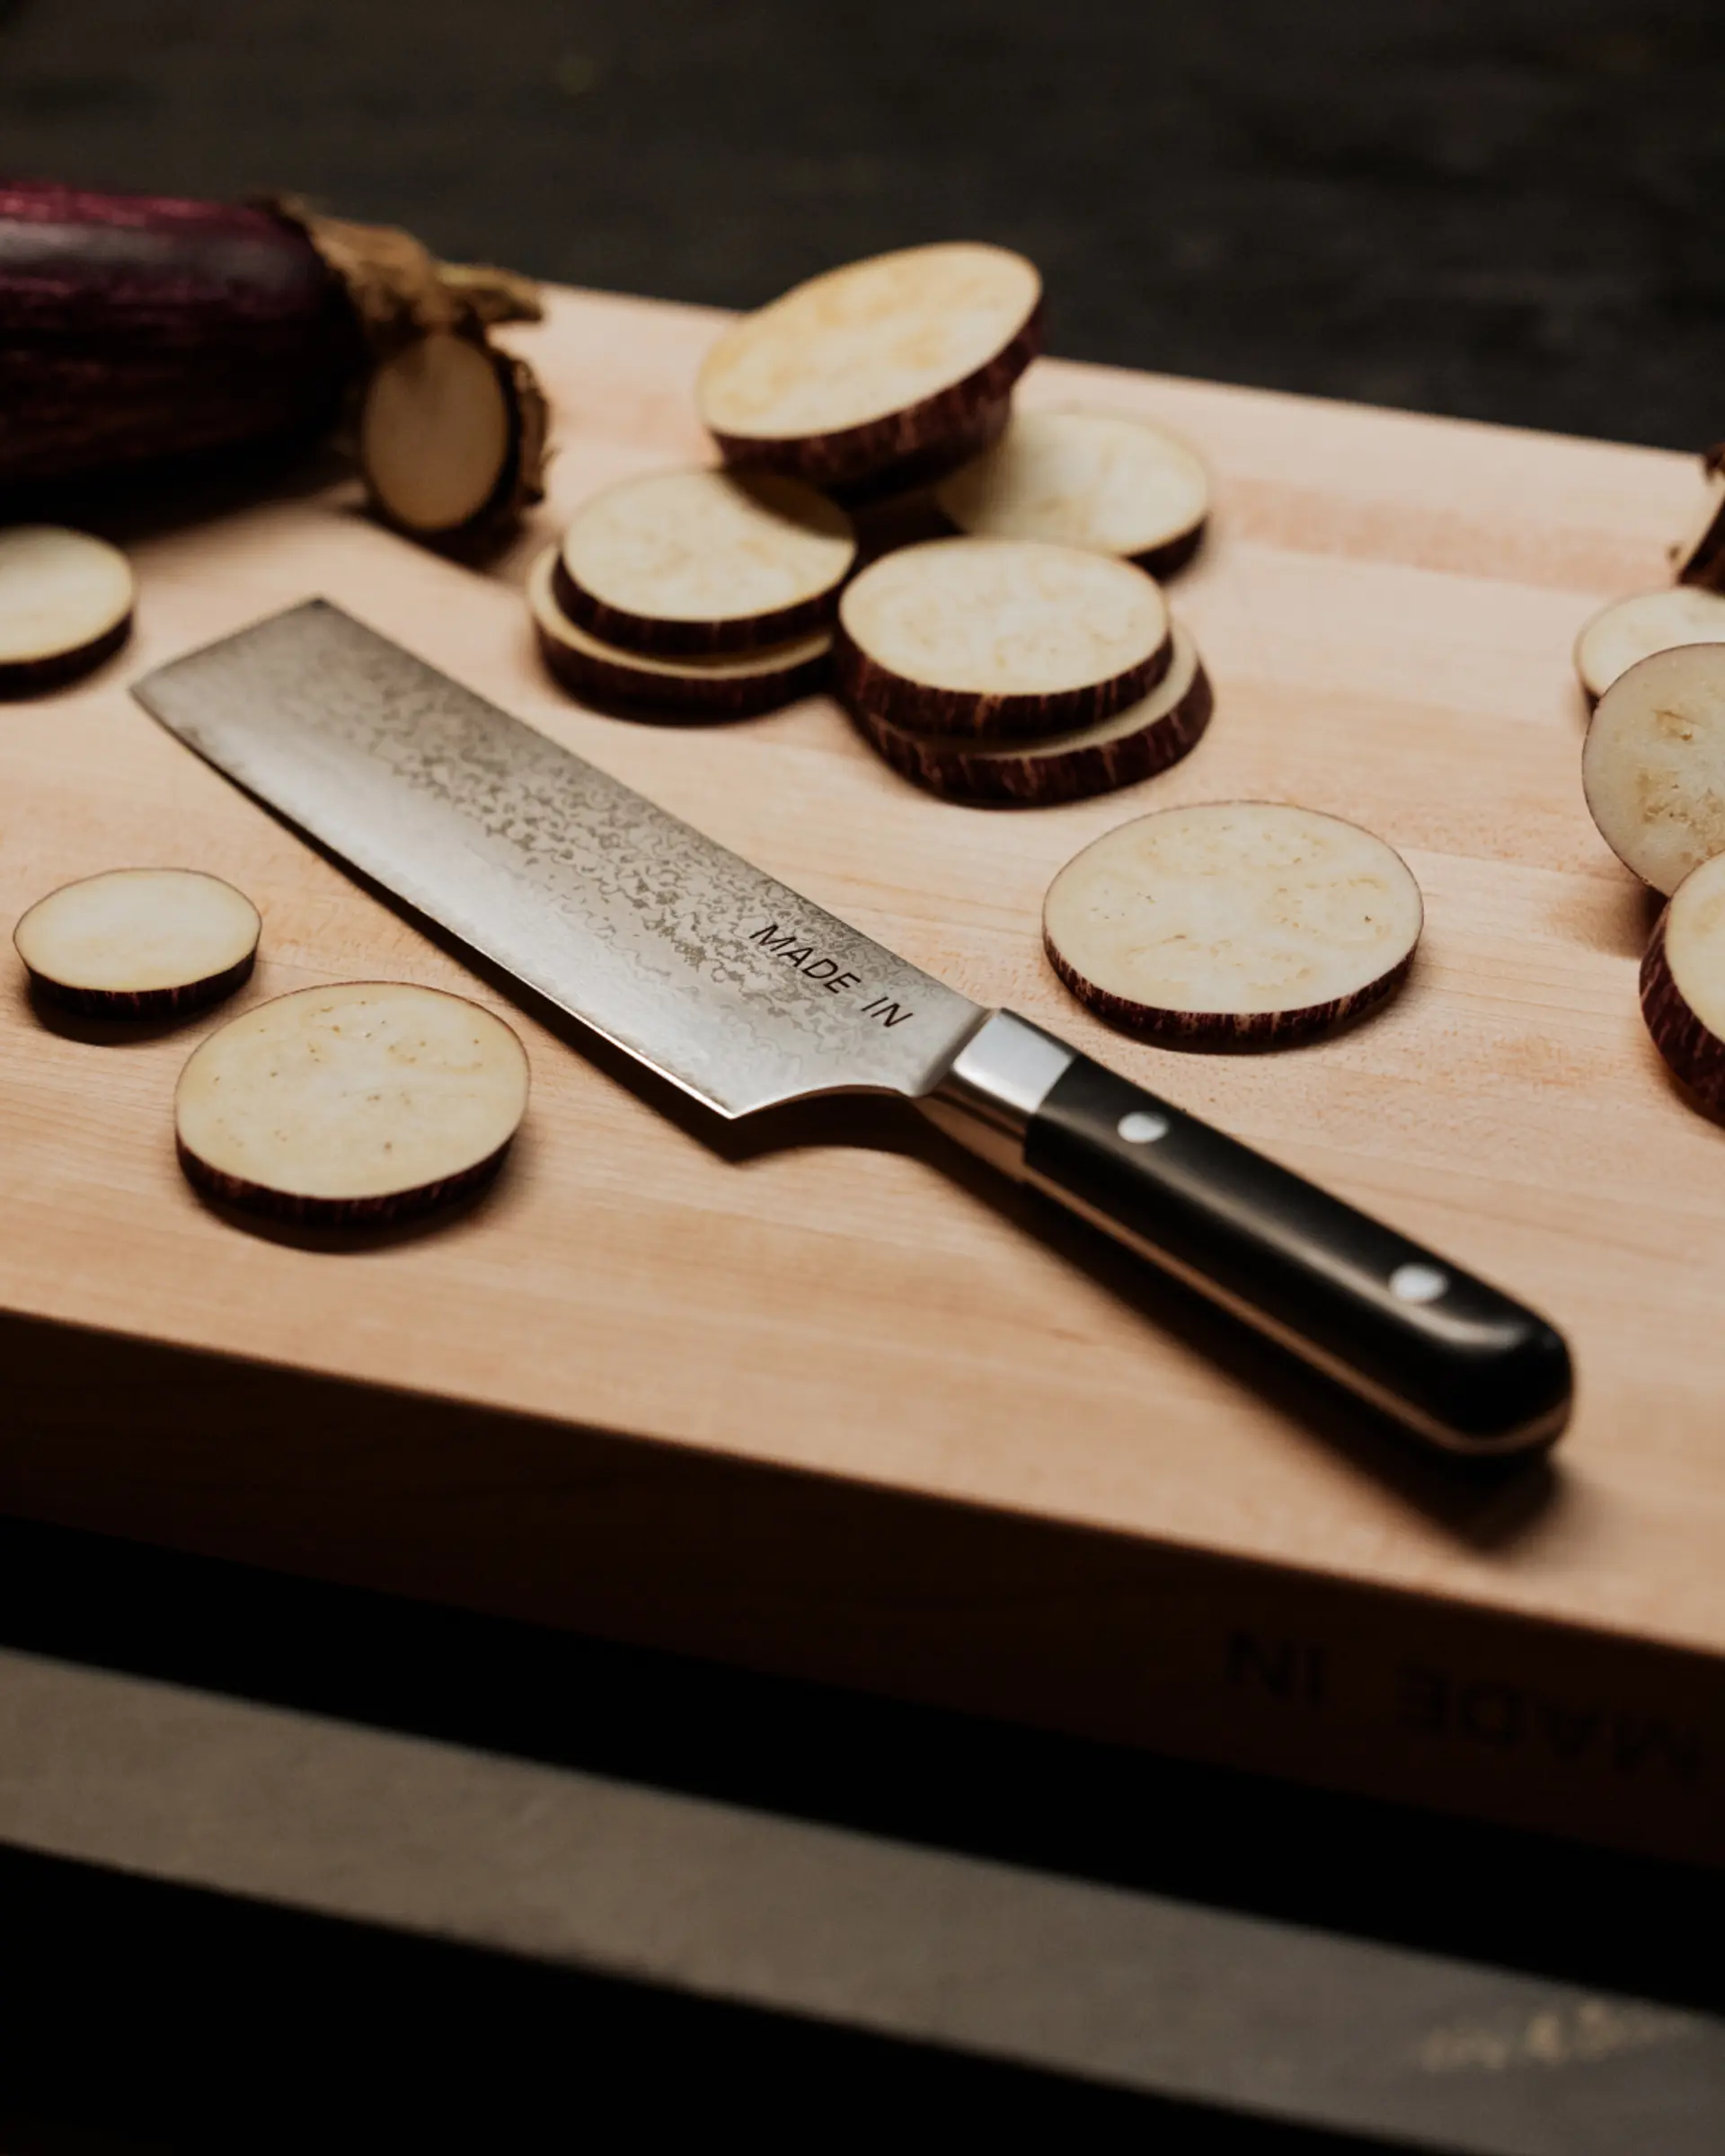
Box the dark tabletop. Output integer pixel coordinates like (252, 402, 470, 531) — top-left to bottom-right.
(4, 0, 1722, 452)
(3, 4, 1723, 2149)
(3, 1515, 1723, 2155)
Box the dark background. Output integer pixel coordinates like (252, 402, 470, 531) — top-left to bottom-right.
(4, 4, 1725, 2149)
(2, 0, 1723, 449)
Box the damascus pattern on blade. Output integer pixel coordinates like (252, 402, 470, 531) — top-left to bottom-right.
(135, 601, 983, 1118)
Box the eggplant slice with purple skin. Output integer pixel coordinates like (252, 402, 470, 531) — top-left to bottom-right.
(1582, 641, 1725, 895)
(16, 866, 261, 1017)
(14, 867, 260, 1018)
(553, 465, 855, 657)
(697, 243, 1041, 496)
(836, 535, 1171, 742)
(175, 981, 529, 1226)
(358, 330, 545, 542)
(0, 526, 134, 694)
(854, 618, 1212, 807)
(1642, 852, 1725, 1112)
(1043, 801, 1423, 1047)
(527, 546, 831, 719)
(935, 409, 1211, 579)
(1572, 587, 1725, 707)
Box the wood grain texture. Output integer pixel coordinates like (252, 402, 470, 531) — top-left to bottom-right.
(2, 286, 1721, 1856)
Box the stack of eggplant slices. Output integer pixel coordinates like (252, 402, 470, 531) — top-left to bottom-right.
(528, 241, 1213, 808)
(528, 242, 1431, 1052)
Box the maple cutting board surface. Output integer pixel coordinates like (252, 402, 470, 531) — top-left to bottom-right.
(4, 287, 1723, 1861)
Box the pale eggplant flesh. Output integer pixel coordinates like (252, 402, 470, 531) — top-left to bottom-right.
(175, 981, 530, 1225)
(526, 546, 832, 720)
(836, 536, 1172, 741)
(553, 466, 854, 657)
(1582, 641, 1725, 896)
(853, 618, 1212, 807)
(1043, 801, 1423, 1047)
(0, 525, 135, 695)
(698, 243, 1041, 493)
(14, 866, 260, 1016)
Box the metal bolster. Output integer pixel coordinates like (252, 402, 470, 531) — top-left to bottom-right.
(916, 1010, 1077, 1175)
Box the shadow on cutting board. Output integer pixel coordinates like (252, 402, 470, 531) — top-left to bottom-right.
(542, 995, 1570, 1554)
(0, 436, 355, 558)
(14, 977, 208, 1049)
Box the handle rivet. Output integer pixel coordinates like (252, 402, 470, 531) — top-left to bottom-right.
(1118, 1110, 1171, 1144)
(1391, 1262, 1448, 1304)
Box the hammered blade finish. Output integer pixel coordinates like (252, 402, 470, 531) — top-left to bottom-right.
(134, 601, 984, 1118)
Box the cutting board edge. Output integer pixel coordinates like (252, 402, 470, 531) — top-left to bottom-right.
(6, 1303, 1718, 1869)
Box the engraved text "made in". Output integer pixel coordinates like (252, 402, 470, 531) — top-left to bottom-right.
(749, 923, 915, 1027)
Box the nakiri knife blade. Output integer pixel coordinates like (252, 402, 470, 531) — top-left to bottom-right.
(134, 599, 1572, 1456)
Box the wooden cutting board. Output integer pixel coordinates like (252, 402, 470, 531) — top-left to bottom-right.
(4, 287, 1722, 1864)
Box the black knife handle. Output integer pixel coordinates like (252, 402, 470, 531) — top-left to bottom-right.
(924, 1012, 1572, 1454)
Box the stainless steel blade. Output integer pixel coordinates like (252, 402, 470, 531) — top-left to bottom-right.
(132, 601, 986, 1118)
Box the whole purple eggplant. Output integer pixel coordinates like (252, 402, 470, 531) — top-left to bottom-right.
(0, 181, 367, 487)
(0, 181, 545, 518)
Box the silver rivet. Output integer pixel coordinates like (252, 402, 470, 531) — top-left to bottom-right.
(1118, 1110, 1171, 1144)
(1390, 1262, 1448, 1304)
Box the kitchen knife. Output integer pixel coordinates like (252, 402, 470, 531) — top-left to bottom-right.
(134, 600, 1571, 1455)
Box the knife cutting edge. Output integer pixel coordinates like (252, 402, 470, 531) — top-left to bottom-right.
(132, 600, 1572, 1457)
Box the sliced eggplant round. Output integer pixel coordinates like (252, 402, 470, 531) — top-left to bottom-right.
(1573, 588, 1725, 705)
(0, 526, 134, 695)
(854, 619, 1212, 808)
(935, 410, 1210, 577)
(554, 466, 855, 656)
(175, 980, 529, 1225)
(1641, 853, 1725, 1111)
(1581, 641, 1725, 895)
(1043, 801, 1423, 1046)
(14, 867, 259, 1017)
(527, 546, 830, 718)
(696, 243, 1041, 492)
(358, 330, 544, 539)
(836, 536, 1170, 741)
